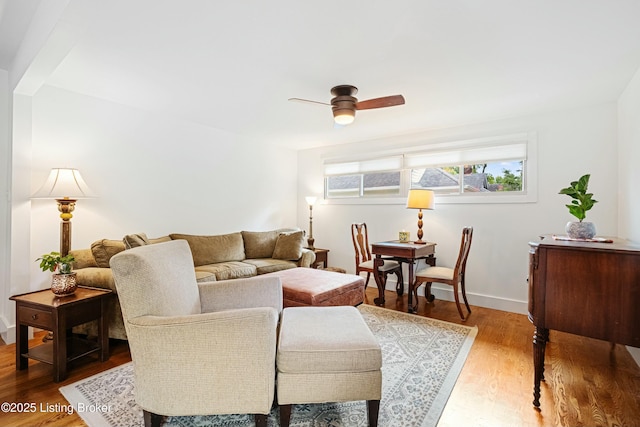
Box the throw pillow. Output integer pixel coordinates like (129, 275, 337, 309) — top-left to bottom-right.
(272, 230, 305, 261)
(123, 233, 172, 249)
(91, 239, 126, 268)
(123, 233, 149, 249)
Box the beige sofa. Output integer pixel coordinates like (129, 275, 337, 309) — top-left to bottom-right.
(70, 228, 315, 340)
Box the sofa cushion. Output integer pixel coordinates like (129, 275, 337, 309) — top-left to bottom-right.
(243, 258, 297, 275)
(242, 230, 280, 259)
(91, 239, 126, 268)
(272, 230, 305, 261)
(195, 261, 257, 281)
(123, 233, 171, 249)
(69, 248, 98, 269)
(169, 232, 245, 266)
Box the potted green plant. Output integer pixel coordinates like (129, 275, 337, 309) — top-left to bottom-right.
(558, 174, 598, 239)
(36, 252, 77, 296)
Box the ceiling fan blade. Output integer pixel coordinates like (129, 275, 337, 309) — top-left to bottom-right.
(355, 95, 405, 110)
(288, 97, 331, 107)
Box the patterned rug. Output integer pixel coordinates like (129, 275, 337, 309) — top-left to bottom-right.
(60, 305, 477, 427)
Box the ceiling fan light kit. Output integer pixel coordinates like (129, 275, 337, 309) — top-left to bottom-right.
(291, 84, 405, 126)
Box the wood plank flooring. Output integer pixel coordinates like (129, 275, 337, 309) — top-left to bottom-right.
(1, 287, 639, 426)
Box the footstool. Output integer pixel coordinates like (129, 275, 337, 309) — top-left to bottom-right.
(276, 306, 382, 427)
(262, 267, 365, 307)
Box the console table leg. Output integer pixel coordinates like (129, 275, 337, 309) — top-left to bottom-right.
(532, 326, 548, 408)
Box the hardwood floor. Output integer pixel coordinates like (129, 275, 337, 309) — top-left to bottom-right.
(1, 287, 639, 426)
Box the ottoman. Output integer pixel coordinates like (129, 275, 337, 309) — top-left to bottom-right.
(262, 267, 365, 307)
(276, 306, 382, 427)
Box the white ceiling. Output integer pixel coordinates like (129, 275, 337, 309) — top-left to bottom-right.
(4, 0, 640, 149)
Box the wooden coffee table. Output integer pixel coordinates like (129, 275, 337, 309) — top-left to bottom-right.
(10, 286, 112, 382)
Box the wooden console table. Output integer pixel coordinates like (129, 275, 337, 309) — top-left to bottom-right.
(371, 241, 436, 311)
(528, 236, 640, 408)
(10, 286, 112, 382)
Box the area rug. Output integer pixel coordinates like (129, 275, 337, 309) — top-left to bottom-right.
(60, 305, 477, 427)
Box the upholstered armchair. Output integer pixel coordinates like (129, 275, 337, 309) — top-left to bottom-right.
(109, 240, 282, 427)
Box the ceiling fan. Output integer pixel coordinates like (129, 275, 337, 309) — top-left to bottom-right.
(289, 85, 405, 125)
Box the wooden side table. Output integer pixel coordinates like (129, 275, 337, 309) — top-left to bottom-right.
(10, 286, 112, 382)
(311, 248, 329, 269)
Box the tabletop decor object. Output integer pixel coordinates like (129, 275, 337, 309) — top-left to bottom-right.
(558, 174, 598, 239)
(398, 230, 410, 242)
(406, 189, 435, 244)
(36, 251, 77, 296)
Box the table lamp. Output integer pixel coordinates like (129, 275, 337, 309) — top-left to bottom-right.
(32, 168, 95, 256)
(406, 189, 434, 244)
(305, 196, 317, 250)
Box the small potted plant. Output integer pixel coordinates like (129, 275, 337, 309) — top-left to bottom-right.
(558, 174, 598, 239)
(36, 252, 77, 296)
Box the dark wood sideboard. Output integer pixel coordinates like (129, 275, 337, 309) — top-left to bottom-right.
(527, 236, 640, 408)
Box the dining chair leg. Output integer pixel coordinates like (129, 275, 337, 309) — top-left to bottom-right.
(452, 282, 466, 320)
(460, 277, 472, 314)
(365, 272, 371, 288)
(424, 281, 435, 302)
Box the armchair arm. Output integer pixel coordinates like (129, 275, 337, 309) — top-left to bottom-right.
(298, 248, 316, 267)
(126, 307, 278, 416)
(198, 275, 283, 314)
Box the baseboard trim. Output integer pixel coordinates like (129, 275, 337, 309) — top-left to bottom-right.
(379, 280, 528, 315)
(0, 315, 15, 344)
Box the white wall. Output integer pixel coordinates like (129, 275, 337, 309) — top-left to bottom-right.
(618, 65, 640, 364)
(0, 69, 11, 339)
(297, 103, 619, 314)
(22, 85, 298, 294)
(618, 67, 640, 242)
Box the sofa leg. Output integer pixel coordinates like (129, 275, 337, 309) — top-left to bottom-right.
(254, 413, 268, 427)
(143, 410, 163, 427)
(279, 404, 292, 427)
(367, 400, 380, 427)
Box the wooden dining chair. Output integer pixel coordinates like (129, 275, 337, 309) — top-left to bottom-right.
(413, 227, 473, 320)
(351, 223, 404, 293)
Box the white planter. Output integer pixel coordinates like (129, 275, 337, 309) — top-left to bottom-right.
(565, 221, 596, 239)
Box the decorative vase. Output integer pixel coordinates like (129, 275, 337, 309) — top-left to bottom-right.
(565, 221, 596, 240)
(51, 272, 77, 296)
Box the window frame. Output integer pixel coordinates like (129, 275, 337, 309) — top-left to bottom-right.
(323, 132, 537, 205)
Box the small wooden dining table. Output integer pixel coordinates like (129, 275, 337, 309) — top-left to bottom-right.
(370, 240, 436, 312)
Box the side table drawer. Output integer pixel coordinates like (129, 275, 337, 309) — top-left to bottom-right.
(18, 306, 53, 329)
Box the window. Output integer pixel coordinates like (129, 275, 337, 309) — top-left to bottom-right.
(324, 156, 402, 198)
(323, 132, 536, 204)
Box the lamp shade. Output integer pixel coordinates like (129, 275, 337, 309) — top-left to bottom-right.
(406, 189, 435, 210)
(305, 196, 317, 206)
(32, 168, 95, 199)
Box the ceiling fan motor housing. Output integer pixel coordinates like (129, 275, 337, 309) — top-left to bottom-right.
(330, 85, 358, 123)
